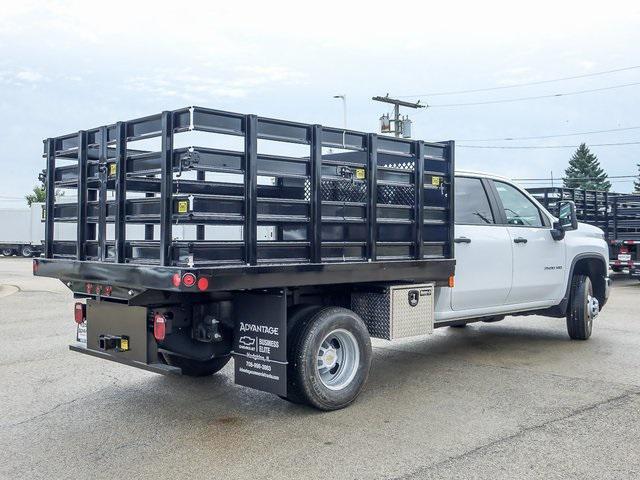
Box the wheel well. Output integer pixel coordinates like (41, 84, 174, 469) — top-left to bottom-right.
(573, 257, 607, 306)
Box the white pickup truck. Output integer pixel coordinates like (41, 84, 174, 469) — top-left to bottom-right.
(437, 171, 610, 340)
(38, 108, 611, 411)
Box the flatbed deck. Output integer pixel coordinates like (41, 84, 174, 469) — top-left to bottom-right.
(35, 106, 455, 292)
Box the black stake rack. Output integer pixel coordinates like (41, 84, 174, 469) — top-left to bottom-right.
(37, 106, 455, 292)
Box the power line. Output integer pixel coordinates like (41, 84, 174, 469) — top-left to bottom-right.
(397, 65, 640, 98)
(515, 175, 636, 181)
(426, 81, 640, 108)
(458, 141, 640, 149)
(519, 179, 636, 185)
(458, 125, 640, 142)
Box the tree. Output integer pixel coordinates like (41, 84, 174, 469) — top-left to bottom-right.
(25, 172, 47, 206)
(25, 185, 46, 206)
(563, 143, 611, 191)
(634, 163, 640, 193)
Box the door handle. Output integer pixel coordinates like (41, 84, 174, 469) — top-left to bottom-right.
(454, 237, 471, 244)
(513, 237, 528, 244)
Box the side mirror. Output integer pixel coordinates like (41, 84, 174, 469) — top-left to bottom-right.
(551, 200, 578, 241)
(558, 200, 578, 230)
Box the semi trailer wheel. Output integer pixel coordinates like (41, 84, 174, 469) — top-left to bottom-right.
(566, 274, 598, 340)
(21, 246, 34, 257)
(285, 307, 372, 411)
(162, 353, 230, 377)
(1, 248, 14, 257)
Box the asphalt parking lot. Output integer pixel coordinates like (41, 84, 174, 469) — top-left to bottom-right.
(1, 257, 639, 479)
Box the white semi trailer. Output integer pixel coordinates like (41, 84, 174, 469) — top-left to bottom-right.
(0, 203, 45, 257)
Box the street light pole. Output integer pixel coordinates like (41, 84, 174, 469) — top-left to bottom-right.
(333, 94, 347, 129)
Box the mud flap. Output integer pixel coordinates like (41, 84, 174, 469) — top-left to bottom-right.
(232, 291, 287, 396)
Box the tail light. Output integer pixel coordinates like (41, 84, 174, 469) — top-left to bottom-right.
(171, 273, 181, 287)
(448, 275, 455, 288)
(197, 276, 209, 291)
(182, 273, 196, 287)
(74, 302, 86, 324)
(153, 313, 166, 341)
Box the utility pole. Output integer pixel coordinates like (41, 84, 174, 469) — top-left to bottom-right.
(372, 94, 425, 138)
(333, 94, 347, 129)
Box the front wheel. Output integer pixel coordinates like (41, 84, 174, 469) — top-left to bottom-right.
(162, 353, 230, 377)
(286, 307, 372, 411)
(566, 274, 598, 340)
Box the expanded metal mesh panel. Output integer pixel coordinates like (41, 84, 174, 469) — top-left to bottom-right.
(321, 180, 367, 203)
(377, 184, 415, 205)
(351, 283, 434, 340)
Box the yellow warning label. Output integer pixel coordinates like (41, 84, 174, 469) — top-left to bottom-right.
(108, 163, 117, 176)
(431, 176, 441, 187)
(355, 168, 366, 180)
(177, 200, 189, 214)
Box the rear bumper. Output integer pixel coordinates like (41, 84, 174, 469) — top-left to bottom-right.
(69, 342, 182, 375)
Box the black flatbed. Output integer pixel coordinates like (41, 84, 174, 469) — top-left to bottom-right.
(35, 106, 455, 293)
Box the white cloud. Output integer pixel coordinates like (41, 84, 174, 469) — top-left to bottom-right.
(0, 68, 47, 86)
(125, 66, 305, 100)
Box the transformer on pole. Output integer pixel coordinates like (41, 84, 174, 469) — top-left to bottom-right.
(372, 94, 425, 138)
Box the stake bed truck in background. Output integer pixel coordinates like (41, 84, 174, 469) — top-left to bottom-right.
(34, 107, 610, 410)
(528, 187, 640, 279)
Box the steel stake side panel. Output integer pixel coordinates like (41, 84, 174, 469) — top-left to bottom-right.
(38, 105, 454, 285)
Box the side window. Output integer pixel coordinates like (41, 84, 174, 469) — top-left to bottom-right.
(454, 177, 495, 225)
(493, 181, 543, 227)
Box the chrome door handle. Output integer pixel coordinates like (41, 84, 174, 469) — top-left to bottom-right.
(454, 237, 471, 244)
(513, 237, 528, 244)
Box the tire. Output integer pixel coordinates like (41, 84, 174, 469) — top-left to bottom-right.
(286, 306, 372, 411)
(449, 322, 467, 328)
(162, 353, 231, 377)
(566, 274, 598, 340)
(21, 246, 34, 257)
(1, 248, 14, 257)
(611, 266, 623, 273)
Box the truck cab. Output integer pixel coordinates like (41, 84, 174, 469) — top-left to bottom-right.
(435, 171, 610, 332)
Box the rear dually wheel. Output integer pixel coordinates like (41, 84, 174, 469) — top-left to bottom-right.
(286, 306, 372, 411)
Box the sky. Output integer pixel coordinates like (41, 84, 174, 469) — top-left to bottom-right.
(1, 0, 639, 206)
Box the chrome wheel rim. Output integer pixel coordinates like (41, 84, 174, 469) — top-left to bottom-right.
(316, 329, 359, 391)
(586, 283, 598, 334)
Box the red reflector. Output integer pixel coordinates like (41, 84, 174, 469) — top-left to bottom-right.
(103, 285, 112, 296)
(182, 273, 196, 287)
(153, 313, 166, 341)
(32, 260, 38, 274)
(74, 302, 86, 324)
(197, 277, 209, 291)
(172, 273, 181, 287)
(85, 283, 94, 294)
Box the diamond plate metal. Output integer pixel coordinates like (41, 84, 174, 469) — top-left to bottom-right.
(351, 283, 434, 340)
